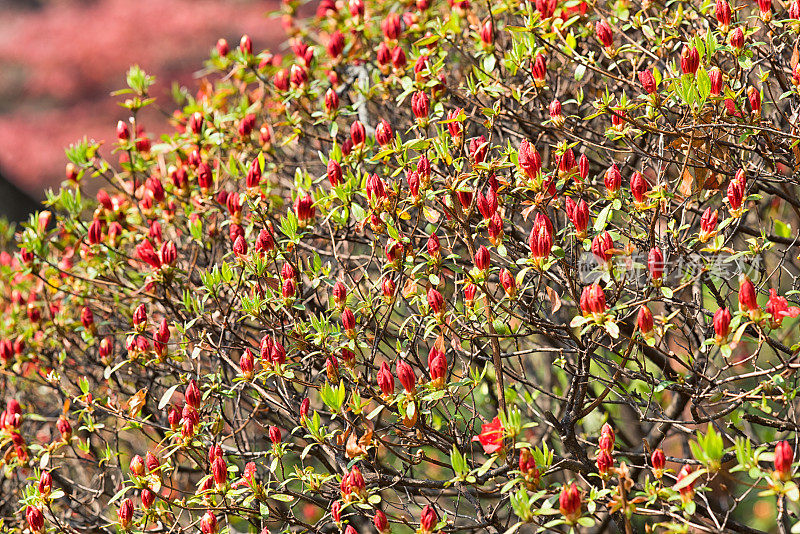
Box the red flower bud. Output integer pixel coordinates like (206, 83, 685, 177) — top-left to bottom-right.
(427, 233, 441, 259)
(427, 287, 444, 314)
(185, 380, 201, 409)
(130, 454, 146, 476)
(479, 19, 493, 44)
(428, 347, 447, 384)
(239, 34, 253, 55)
(97, 188, 113, 210)
(419, 505, 438, 534)
(294, 192, 316, 223)
(700, 207, 718, 241)
(300, 398, 310, 420)
(565, 198, 589, 239)
(350, 120, 366, 146)
(38, 471, 52, 496)
(81, 306, 94, 330)
(464, 283, 477, 305)
(675, 464, 695, 503)
(518, 140, 541, 179)
(375, 120, 393, 146)
(327, 30, 345, 58)
(709, 67, 723, 95)
(268, 425, 282, 445)
(713, 307, 732, 342)
(747, 86, 761, 114)
(596, 449, 613, 474)
(342, 307, 356, 334)
(549, 99, 563, 126)
(87, 218, 103, 245)
(715, 0, 732, 30)
(500, 269, 517, 298)
(132, 304, 147, 331)
(240, 349, 254, 379)
(532, 53, 547, 86)
(581, 283, 607, 315)
(775, 440, 794, 481)
(382, 277, 396, 298)
(738, 276, 759, 316)
(528, 213, 554, 263)
(648, 247, 664, 281)
(200, 510, 218, 534)
(397, 359, 416, 393)
(559, 483, 582, 523)
(382, 12, 402, 39)
(631, 171, 649, 203)
(604, 164, 622, 194)
(141, 488, 155, 509)
(651, 448, 666, 477)
(377, 361, 395, 396)
(411, 91, 430, 120)
(159, 240, 177, 266)
(168, 407, 180, 429)
(758, 0, 771, 19)
(212, 455, 227, 487)
(117, 120, 130, 141)
(374, 509, 391, 534)
(680, 45, 700, 75)
(145, 451, 159, 473)
(595, 20, 613, 48)
(638, 69, 657, 94)
(729, 27, 744, 49)
(324, 87, 340, 115)
(591, 231, 614, 264)
(27, 506, 45, 533)
(118, 499, 134, 530)
(637, 305, 654, 334)
(474, 245, 490, 271)
(391, 46, 407, 68)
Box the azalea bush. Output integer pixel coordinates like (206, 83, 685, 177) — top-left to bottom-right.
(4, 0, 800, 532)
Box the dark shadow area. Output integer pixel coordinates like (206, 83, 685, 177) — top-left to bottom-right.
(0, 165, 39, 222)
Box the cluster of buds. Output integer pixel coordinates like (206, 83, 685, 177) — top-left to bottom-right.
(0, 399, 22, 430)
(260, 336, 287, 369)
(518, 447, 541, 487)
(765, 289, 800, 329)
(565, 197, 589, 239)
(118, 498, 135, 530)
(727, 170, 747, 216)
(591, 231, 614, 266)
(294, 192, 316, 226)
(596, 423, 615, 476)
(340, 464, 366, 502)
(580, 283, 608, 318)
(699, 207, 719, 242)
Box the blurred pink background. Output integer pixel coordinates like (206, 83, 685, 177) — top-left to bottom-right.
(0, 0, 282, 199)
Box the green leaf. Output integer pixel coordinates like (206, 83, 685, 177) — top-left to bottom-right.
(594, 205, 612, 232)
